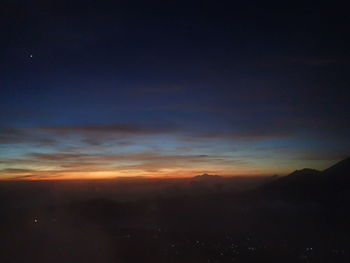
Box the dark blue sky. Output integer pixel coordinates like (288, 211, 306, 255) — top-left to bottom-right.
(1, 0, 349, 179)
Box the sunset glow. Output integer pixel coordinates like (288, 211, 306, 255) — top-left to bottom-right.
(0, 124, 346, 180)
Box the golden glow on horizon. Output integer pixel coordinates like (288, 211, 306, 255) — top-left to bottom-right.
(0, 167, 284, 180)
(0, 125, 336, 181)
(0, 148, 326, 180)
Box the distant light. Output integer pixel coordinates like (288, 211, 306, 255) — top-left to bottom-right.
(34, 218, 38, 223)
(29, 54, 33, 58)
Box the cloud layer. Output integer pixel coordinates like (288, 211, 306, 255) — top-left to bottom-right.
(1, 122, 347, 180)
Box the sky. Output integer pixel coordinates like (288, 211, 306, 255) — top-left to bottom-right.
(0, 0, 349, 180)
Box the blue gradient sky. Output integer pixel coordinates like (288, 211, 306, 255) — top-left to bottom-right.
(0, 0, 349, 179)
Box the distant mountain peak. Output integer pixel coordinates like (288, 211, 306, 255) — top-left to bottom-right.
(193, 173, 222, 179)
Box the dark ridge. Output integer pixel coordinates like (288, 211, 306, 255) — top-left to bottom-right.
(323, 156, 350, 175)
(288, 168, 321, 177)
(260, 157, 350, 203)
(193, 174, 222, 180)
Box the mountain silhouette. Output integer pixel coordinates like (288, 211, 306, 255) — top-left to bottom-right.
(193, 173, 223, 180)
(288, 168, 321, 177)
(261, 157, 350, 202)
(323, 157, 350, 175)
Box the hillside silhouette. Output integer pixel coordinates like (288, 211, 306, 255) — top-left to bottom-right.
(261, 157, 350, 203)
(193, 173, 223, 180)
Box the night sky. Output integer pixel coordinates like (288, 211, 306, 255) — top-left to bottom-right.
(1, 0, 349, 179)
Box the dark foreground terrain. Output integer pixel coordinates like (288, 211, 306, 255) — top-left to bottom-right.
(0, 158, 349, 263)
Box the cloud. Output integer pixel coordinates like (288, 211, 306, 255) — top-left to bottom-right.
(28, 152, 232, 165)
(0, 168, 35, 173)
(192, 131, 289, 141)
(10, 175, 37, 180)
(0, 127, 58, 146)
(1, 118, 346, 180)
(38, 123, 176, 136)
(30, 153, 91, 161)
(0, 123, 178, 148)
